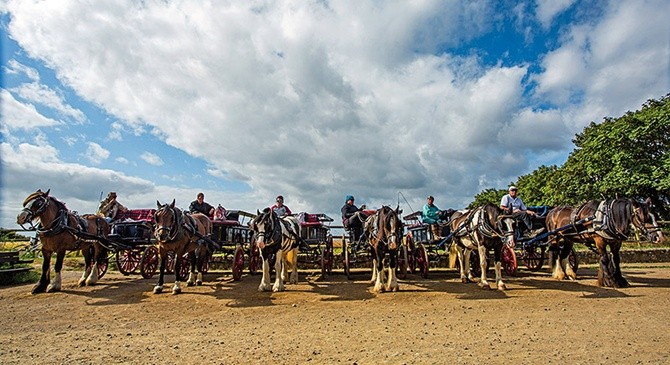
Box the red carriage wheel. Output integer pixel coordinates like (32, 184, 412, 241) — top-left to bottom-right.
(248, 243, 260, 275)
(178, 253, 190, 282)
(232, 245, 245, 281)
(568, 247, 579, 274)
(396, 244, 408, 279)
(415, 243, 429, 279)
(97, 255, 109, 279)
(140, 245, 159, 279)
(116, 248, 142, 275)
(405, 234, 417, 273)
(502, 245, 517, 276)
(523, 246, 545, 271)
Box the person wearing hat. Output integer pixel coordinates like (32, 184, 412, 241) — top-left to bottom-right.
(341, 195, 368, 241)
(500, 186, 535, 233)
(270, 195, 292, 217)
(97, 191, 128, 223)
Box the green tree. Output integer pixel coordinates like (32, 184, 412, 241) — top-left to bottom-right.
(469, 188, 507, 208)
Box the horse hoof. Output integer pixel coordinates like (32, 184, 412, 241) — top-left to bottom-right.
(479, 282, 491, 290)
(78, 280, 86, 287)
(46, 285, 60, 293)
(497, 283, 507, 291)
(32, 283, 47, 294)
(172, 287, 182, 295)
(187, 282, 194, 287)
(196, 280, 203, 286)
(153, 286, 163, 294)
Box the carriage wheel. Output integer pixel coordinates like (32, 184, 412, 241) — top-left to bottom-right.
(523, 246, 545, 271)
(201, 250, 212, 274)
(232, 246, 244, 281)
(415, 243, 429, 279)
(396, 244, 408, 279)
(140, 246, 159, 279)
(343, 238, 351, 280)
(502, 245, 517, 276)
(178, 253, 190, 282)
(405, 234, 417, 273)
(568, 247, 579, 274)
(97, 255, 109, 279)
(116, 248, 142, 275)
(248, 243, 260, 275)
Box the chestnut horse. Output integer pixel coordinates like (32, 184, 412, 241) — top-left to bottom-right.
(546, 198, 663, 287)
(366, 205, 403, 292)
(249, 208, 299, 292)
(17, 189, 109, 294)
(153, 200, 213, 294)
(450, 203, 515, 290)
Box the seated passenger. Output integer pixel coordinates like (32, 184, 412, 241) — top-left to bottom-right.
(499, 186, 538, 236)
(341, 195, 368, 242)
(189, 192, 215, 217)
(97, 191, 128, 223)
(270, 195, 292, 217)
(422, 195, 451, 240)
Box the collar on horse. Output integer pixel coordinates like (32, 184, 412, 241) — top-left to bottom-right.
(156, 204, 186, 242)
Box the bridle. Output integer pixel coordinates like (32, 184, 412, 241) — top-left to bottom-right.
(19, 195, 51, 230)
(155, 204, 182, 242)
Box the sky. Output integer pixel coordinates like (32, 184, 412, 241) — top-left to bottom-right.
(1, 0, 669, 230)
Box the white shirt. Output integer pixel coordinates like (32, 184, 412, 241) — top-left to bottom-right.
(500, 194, 526, 212)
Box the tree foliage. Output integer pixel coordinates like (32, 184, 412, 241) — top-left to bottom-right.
(469, 94, 670, 218)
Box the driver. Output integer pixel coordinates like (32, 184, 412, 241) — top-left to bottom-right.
(500, 186, 535, 234)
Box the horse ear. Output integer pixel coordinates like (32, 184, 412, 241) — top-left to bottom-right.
(170, 199, 175, 208)
(257, 209, 260, 215)
(45, 189, 50, 196)
(156, 200, 162, 208)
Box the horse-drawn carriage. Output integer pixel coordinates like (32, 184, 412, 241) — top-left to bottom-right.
(341, 209, 378, 279)
(210, 208, 257, 281)
(296, 212, 335, 277)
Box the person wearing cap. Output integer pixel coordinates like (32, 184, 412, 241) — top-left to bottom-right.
(270, 195, 292, 217)
(422, 196, 453, 240)
(341, 195, 368, 241)
(500, 186, 535, 233)
(189, 192, 215, 217)
(97, 191, 128, 223)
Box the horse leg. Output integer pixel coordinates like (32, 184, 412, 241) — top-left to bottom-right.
(492, 246, 506, 291)
(288, 248, 298, 284)
(196, 249, 204, 286)
(258, 251, 272, 292)
(373, 248, 385, 293)
(552, 241, 567, 281)
(596, 239, 615, 287)
(172, 250, 183, 295)
(386, 249, 399, 292)
(370, 258, 378, 284)
(272, 250, 285, 292)
(47, 250, 66, 292)
(187, 251, 197, 287)
(611, 242, 629, 288)
(78, 245, 92, 287)
(32, 249, 51, 294)
(86, 244, 104, 286)
(153, 250, 167, 294)
(562, 241, 577, 281)
(477, 245, 490, 290)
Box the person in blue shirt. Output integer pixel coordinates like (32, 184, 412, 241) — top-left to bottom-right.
(422, 196, 453, 240)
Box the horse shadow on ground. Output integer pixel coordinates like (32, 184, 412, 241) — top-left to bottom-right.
(622, 272, 670, 289)
(507, 268, 636, 299)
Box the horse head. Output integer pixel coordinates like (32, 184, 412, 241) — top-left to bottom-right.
(481, 203, 514, 248)
(154, 199, 178, 242)
(631, 199, 664, 244)
(377, 206, 402, 250)
(251, 208, 280, 249)
(17, 189, 52, 228)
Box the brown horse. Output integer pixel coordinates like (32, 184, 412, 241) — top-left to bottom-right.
(365, 206, 403, 292)
(450, 203, 515, 290)
(16, 189, 109, 294)
(546, 198, 663, 287)
(153, 200, 212, 294)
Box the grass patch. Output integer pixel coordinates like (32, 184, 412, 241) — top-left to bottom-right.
(0, 269, 39, 286)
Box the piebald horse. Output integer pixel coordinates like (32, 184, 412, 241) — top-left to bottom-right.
(546, 198, 663, 287)
(17, 189, 109, 294)
(153, 200, 213, 294)
(450, 203, 515, 290)
(249, 208, 299, 292)
(365, 205, 403, 292)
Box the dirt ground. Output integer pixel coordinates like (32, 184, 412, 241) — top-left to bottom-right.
(1, 264, 670, 365)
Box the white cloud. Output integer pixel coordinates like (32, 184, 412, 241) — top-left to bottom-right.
(140, 152, 164, 166)
(535, 0, 577, 28)
(4, 59, 40, 81)
(108, 122, 124, 141)
(0, 89, 61, 131)
(12, 82, 86, 123)
(84, 142, 110, 164)
(115, 156, 129, 164)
